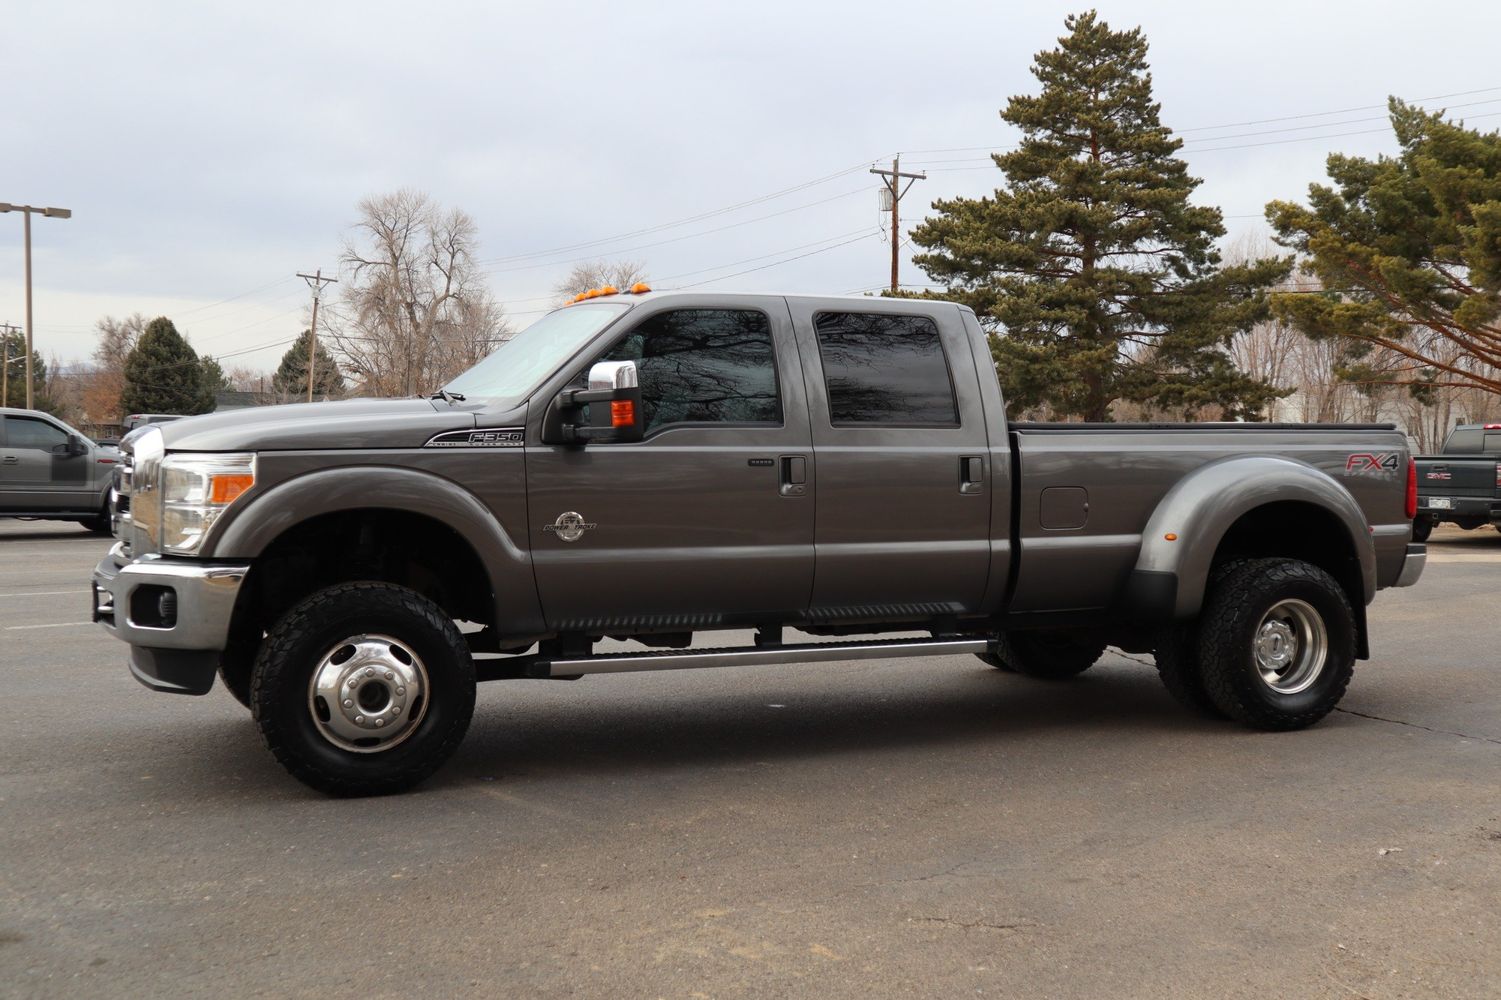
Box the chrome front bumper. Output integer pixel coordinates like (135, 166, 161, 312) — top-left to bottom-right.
(1394, 542, 1426, 588)
(92, 542, 250, 694)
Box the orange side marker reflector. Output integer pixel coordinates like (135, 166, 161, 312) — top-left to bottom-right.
(210, 474, 254, 504)
(1164, 532, 1178, 542)
(610, 400, 636, 428)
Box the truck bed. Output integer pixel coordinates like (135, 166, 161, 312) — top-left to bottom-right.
(1005, 422, 1413, 615)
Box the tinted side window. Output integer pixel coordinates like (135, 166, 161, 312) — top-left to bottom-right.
(5, 416, 68, 450)
(813, 312, 958, 425)
(598, 309, 780, 432)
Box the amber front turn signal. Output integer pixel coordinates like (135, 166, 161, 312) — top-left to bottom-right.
(209, 473, 255, 504)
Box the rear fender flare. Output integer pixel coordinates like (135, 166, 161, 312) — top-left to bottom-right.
(1135, 456, 1375, 619)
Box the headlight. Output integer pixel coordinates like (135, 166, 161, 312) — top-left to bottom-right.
(159, 453, 256, 554)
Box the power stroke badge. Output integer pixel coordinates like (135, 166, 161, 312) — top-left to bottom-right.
(544, 511, 597, 542)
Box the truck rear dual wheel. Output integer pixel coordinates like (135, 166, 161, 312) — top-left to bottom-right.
(250, 582, 476, 796)
(1194, 558, 1356, 731)
(1411, 516, 1433, 543)
(979, 631, 1107, 679)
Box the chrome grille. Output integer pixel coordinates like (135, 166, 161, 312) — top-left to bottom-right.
(121, 428, 163, 555)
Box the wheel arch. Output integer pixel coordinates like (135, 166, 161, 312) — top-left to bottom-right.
(1135, 457, 1375, 626)
(210, 466, 543, 642)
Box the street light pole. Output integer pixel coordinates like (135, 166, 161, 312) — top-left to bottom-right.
(0, 203, 73, 409)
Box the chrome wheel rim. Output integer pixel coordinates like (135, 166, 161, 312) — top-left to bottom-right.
(307, 634, 429, 753)
(1253, 599, 1327, 695)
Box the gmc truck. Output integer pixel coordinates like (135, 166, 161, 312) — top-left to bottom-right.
(92, 290, 1426, 796)
(1413, 423, 1501, 541)
(1, 406, 119, 533)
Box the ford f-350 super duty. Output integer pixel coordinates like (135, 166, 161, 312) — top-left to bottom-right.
(92, 290, 1426, 795)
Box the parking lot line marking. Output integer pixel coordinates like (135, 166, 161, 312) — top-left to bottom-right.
(0, 590, 90, 598)
(5, 621, 93, 630)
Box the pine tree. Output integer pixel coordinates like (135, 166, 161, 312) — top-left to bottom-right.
(1, 330, 57, 414)
(910, 11, 1290, 421)
(120, 317, 216, 415)
(272, 329, 345, 399)
(1267, 100, 1501, 395)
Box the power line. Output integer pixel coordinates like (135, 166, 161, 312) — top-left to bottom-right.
(678, 232, 882, 289)
(477, 185, 872, 273)
(479, 158, 886, 265)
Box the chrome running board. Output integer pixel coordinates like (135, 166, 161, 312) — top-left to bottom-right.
(476, 636, 993, 681)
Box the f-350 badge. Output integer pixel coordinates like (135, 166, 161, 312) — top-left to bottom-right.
(544, 511, 597, 542)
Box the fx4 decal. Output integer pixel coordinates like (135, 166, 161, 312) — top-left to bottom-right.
(1345, 452, 1401, 475)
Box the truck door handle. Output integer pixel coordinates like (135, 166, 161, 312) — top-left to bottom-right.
(960, 456, 984, 495)
(1, 456, 16, 465)
(779, 456, 807, 497)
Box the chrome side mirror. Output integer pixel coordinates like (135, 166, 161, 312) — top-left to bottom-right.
(545, 359, 644, 445)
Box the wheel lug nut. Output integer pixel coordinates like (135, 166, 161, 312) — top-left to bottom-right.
(343, 699, 353, 708)
(396, 686, 405, 696)
(355, 715, 365, 724)
(375, 718, 386, 727)
(392, 705, 401, 714)
(348, 679, 357, 688)
(385, 671, 394, 680)
(364, 668, 375, 677)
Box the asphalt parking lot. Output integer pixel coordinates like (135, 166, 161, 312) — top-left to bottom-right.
(2, 519, 1499, 999)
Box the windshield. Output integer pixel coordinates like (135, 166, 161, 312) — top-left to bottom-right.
(444, 302, 631, 403)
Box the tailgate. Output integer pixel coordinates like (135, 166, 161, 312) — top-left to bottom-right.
(1416, 456, 1499, 498)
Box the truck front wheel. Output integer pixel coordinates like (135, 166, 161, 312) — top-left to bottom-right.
(251, 582, 476, 796)
(1197, 559, 1355, 731)
(982, 631, 1106, 679)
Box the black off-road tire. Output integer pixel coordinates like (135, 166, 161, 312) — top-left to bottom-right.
(1411, 516, 1433, 543)
(1154, 624, 1224, 717)
(984, 630, 1107, 680)
(1197, 558, 1355, 731)
(1152, 559, 1254, 718)
(251, 582, 475, 796)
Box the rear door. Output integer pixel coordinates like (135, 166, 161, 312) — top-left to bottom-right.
(526, 296, 816, 630)
(786, 299, 993, 619)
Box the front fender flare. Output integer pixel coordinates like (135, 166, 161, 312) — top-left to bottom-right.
(1134, 456, 1375, 620)
(207, 465, 543, 634)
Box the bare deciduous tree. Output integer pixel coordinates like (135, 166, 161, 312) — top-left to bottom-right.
(83, 313, 150, 423)
(334, 190, 511, 397)
(554, 259, 648, 305)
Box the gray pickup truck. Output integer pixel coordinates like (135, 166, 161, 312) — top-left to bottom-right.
(1413, 423, 1501, 541)
(1, 406, 119, 533)
(92, 290, 1426, 795)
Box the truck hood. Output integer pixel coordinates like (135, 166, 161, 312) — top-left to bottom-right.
(153, 398, 480, 452)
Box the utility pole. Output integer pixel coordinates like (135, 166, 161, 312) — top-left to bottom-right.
(869, 156, 926, 293)
(1, 322, 19, 409)
(0, 203, 72, 409)
(297, 269, 337, 404)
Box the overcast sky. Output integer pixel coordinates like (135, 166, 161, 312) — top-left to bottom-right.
(6, 0, 1501, 374)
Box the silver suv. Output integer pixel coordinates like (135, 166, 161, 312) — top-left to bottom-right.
(1, 407, 119, 534)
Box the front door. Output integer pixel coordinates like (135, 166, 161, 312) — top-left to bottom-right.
(1, 414, 90, 511)
(526, 297, 815, 632)
(786, 299, 994, 620)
